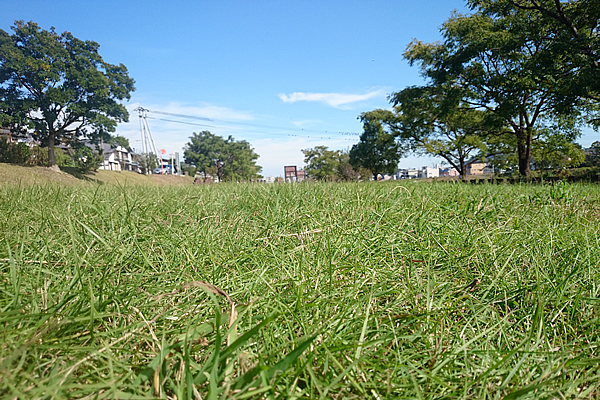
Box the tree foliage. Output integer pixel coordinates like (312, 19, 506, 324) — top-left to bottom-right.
(0, 137, 30, 164)
(302, 146, 365, 181)
(111, 135, 129, 149)
(72, 142, 103, 173)
(361, 85, 502, 177)
(135, 152, 158, 175)
(0, 21, 135, 167)
(349, 118, 402, 179)
(403, 3, 593, 177)
(183, 131, 262, 182)
(469, 0, 600, 112)
(584, 141, 600, 167)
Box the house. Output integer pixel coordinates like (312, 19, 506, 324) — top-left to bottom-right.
(0, 128, 10, 142)
(96, 143, 142, 173)
(440, 167, 459, 177)
(395, 168, 419, 179)
(418, 165, 440, 178)
(465, 160, 494, 175)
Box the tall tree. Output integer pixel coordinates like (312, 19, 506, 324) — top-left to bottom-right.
(349, 118, 403, 179)
(184, 131, 261, 182)
(221, 138, 262, 181)
(405, 7, 590, 177)
(302, 146, 341, 181)
(0, 21, 135, 169)
(362, 85, 500, 177)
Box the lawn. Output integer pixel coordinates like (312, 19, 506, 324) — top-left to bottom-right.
(1, 179, 600, 399)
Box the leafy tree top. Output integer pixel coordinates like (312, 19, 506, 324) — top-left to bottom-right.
(111, 135, 129, 149)
(183, 131, 261, 181)
(402, 4, 594, 176)
(0, 20, 135, 166)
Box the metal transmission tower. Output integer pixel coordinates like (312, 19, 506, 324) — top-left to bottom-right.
(135, 107, 160, 174)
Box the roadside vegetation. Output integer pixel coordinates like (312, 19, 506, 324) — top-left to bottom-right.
(1, 179, 599, 398)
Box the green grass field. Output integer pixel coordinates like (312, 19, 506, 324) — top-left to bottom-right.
(1, 179, 600, 399)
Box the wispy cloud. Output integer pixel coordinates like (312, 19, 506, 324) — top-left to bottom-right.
(150, 102, 255, 121)
(278, 89, 386, 109)
(290, 119, 322, 127)
(118, 101, 255, 155)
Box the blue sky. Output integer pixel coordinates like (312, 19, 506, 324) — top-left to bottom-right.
(2, 1, 599, 176)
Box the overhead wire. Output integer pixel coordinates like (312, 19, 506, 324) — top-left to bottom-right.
(145, 116, 357, 141)
(145, 109, 361, 137)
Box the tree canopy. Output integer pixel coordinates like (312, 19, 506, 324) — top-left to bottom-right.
(111, 135, 129, 149)
(349, 118, 403, 179)
(302, 146, 366, 181)
(183, 131, 262, 182)
(406, 6, 594, 176)
(0, 21, 135, 168)
(584, 141, 600, 167)
(469, 0, 600, 112)
(350, 1, 598, 178)
(361, 85, 501, 177)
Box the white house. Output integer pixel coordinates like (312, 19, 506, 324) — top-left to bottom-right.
(418, 164, 440, 178)
(97, 143, 141, 173)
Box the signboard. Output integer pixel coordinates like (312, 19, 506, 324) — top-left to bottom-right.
(284, 165, 297, 178)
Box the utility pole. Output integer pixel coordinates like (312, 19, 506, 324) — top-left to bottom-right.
(134, 107, 160, 174)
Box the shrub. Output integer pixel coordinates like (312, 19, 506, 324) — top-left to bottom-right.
(0, 137, 32, 164)
(73, 144, 103, 173)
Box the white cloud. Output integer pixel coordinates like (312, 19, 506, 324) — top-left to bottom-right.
(278, 89, 387, 109)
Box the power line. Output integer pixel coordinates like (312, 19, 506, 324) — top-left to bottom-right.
(143, 108, 362, 137)
(147, 110, 213, 122)
(145, 116, 357, 141)
(147, 116, 216, 129)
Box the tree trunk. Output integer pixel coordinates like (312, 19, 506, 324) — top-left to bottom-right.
(516, 128, 533, 178)
(48, 131, 57, 168)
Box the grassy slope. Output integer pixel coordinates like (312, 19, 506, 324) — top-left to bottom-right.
(0, 163, 193, 186)
(1, 180, 600, 398)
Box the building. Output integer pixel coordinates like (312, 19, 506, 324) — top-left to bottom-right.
(96, 143, 141, 173)
(395, 168, 419, 179)
(418, 165, 440, 178)
(465, 160, 494, 176)
(440, 167, 459, 177)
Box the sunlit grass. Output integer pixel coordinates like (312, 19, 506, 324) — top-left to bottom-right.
(1, 180, 600, 398)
